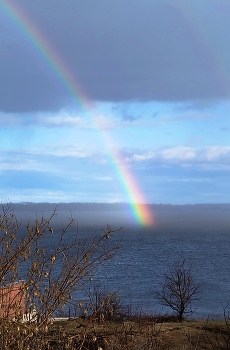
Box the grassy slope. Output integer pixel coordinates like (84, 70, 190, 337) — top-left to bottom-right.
(47, 318, 230, 349)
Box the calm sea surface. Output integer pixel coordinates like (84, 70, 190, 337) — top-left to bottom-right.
(16, 207, 230, 319)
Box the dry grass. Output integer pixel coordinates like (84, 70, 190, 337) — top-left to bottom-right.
(42, 317, 230, 349)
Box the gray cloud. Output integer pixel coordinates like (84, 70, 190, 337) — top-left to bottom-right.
(1, 0, 230, 113)
(111, 104, 141, 121)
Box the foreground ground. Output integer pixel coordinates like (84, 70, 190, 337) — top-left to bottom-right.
(44, 317, 230, 349)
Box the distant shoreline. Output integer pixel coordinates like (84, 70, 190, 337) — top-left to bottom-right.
(6, 202, 230, 212)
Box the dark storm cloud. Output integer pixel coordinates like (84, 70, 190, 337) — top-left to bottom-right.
(1, 0, 230, 112)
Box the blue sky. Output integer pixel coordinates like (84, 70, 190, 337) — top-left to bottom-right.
(1, 0, 230, 204)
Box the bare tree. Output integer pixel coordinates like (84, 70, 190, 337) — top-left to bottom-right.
(158, 259, 202, 321)
(0, 203, 121, 349)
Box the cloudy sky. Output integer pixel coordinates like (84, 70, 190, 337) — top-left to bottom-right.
(1, 0, 230, 204)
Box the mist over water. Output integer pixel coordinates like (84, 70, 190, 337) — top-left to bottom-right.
(9, 203, 230, 319)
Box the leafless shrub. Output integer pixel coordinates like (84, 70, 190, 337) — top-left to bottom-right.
(80, 283, 124, 323)
(0, 203, 121, 349)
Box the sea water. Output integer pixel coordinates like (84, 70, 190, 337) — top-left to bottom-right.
(13, 206, 230, 319)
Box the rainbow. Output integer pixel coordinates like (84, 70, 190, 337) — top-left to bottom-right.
(1, 1, 154, 226)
